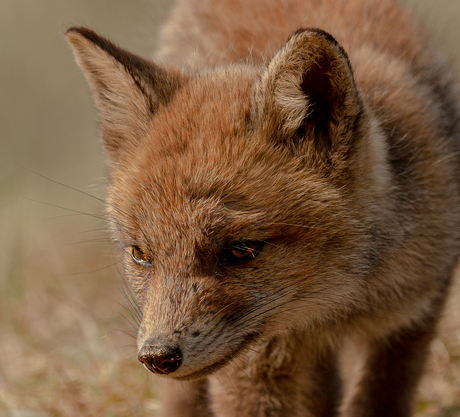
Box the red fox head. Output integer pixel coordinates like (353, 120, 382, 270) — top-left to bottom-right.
(66, 27, 386, 380)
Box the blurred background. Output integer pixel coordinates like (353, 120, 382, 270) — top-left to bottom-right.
(1, 0, 460, 415)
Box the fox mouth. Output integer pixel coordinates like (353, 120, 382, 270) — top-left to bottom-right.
(169, 331, 261, 381)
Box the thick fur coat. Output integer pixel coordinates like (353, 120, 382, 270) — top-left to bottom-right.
(66, 0, 460, 415)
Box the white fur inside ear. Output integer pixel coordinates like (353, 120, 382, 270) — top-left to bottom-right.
(274, 72, 310, 132)
(257, 32, 317, 133)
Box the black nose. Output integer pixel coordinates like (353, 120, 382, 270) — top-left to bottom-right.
(138, 342, 182, 375)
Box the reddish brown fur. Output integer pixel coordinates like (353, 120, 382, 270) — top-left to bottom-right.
(66, 0, 460, 416)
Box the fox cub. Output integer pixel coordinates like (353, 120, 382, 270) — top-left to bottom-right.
(66, 0, 460, 415)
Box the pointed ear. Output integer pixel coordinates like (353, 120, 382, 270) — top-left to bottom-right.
(252, 28, 363, 161)
(65, 27, 187, 163)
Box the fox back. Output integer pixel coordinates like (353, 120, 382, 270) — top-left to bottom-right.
(66, 0, 460, 416)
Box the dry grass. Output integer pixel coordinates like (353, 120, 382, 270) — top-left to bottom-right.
(415, 275, 460, 416)
(0, 194, 160, 416)
(1, 0, 460, 415)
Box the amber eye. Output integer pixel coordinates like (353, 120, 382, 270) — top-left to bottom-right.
(220, 241, 263, 266)
(131, 246, 151, 265)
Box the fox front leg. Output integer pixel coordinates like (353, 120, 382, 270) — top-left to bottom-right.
(208, 334, 341, 417)
(341, 313, 440, 417)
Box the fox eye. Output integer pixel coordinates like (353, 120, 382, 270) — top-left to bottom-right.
(131, 246, 151, 265)
(220, 241, 263, 266)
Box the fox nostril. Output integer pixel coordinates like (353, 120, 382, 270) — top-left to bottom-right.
(138, 343, 182, 375)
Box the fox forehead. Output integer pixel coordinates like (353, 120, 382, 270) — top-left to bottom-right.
(105, 69, 267, 247)
(105, 65, 348, 253)
(107, 141, 343, 257)
(146, 66, 257, 153)
(108, 152, 273, 250)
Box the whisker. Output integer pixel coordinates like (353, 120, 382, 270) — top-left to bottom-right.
(17, 164, 130, 218)
(212, 373, 229, 395)
(67, 260, 122, 276)
(69, 228, 110, 236)
(20, 196, 105, 219)
(63, 238, 113, 245)
(230, 358, 256, 392)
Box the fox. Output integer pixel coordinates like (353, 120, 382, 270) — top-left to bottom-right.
(65, 0, 460, 416)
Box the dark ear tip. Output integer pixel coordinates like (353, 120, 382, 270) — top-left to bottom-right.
(288, 27, 352, 69)
(65, 27, 121, 61)
(290, 28, 340, 46)
(65, 27, 103, 44)
(65, 26, 89, 37)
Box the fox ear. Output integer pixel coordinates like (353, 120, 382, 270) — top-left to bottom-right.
(65, 27, 186, 163)
(252, 29, 362, 162)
